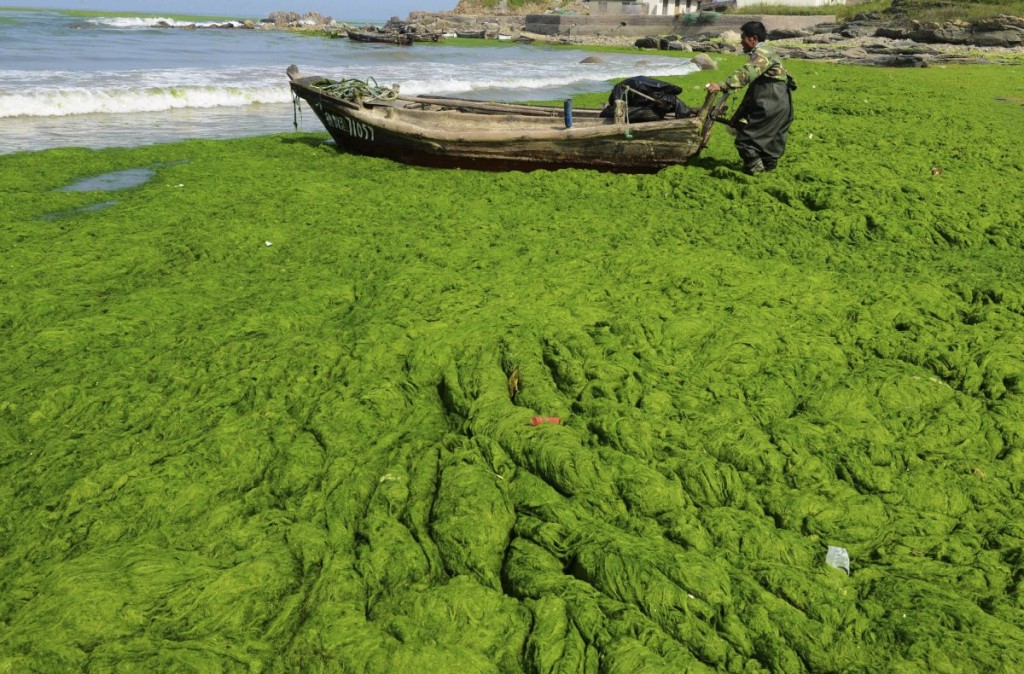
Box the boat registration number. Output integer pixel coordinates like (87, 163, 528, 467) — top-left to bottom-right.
(324, 112, 375, 142)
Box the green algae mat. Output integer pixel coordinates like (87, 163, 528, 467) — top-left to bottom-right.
(2, 60, 1024, 672)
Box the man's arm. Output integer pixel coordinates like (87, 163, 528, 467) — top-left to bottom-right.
(706, 49, 771, 93)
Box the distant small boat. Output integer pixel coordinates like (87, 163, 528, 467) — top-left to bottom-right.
(455, 30, 486, 39)
(346, 29, 414, 46)
(494, 33, 533, 43)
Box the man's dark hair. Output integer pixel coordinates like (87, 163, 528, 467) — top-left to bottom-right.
(740, 21, 767, 42)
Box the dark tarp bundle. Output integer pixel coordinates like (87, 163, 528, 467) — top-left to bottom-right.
(599, 76, 694, 123)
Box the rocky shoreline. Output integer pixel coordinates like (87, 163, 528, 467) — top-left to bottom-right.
(679, 31, 1024, 68)
(194, 10, 1024, 67)
(404, 11, 1024, 67)
(664, 13, 1024, 67)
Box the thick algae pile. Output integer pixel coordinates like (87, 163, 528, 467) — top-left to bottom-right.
(2, 60, 1024, 672)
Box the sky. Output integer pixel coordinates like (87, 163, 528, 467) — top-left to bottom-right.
(3, 1, 458, 23)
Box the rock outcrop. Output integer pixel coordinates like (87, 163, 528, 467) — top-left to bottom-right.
(205, 8, 1023, 67)
(261, 11, 334, 28)
(632, 12, 1023, 66)
(843, 12, 1024, 47)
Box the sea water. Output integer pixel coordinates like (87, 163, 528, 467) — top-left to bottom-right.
(0, 10, 699, 154)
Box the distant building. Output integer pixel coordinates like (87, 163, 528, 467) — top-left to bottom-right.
(650, 0, 702, 16)
(589, 0, 846, 16)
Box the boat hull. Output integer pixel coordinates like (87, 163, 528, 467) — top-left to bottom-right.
(288, 73, 725, 173)
(345, 30, 414, 45)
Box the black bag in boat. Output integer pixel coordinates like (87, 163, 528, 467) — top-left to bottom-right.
(599, 76, 694, 122)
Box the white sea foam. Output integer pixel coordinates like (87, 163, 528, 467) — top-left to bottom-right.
(88, 17, 247, 29)
(0, 85, 290, 118)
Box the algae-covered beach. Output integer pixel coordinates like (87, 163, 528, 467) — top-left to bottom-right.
(2, 56, 1024, 671)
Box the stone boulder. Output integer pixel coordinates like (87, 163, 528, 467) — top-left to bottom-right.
(839, 21, 881, 38)
(871, 14, 1023, 47)
(767, 28, 813, 39)
(658, 35, 681, 50)
(692, 53, 717, 70)
(970, 14, 1024, 46)
(264, 10, 333, 28)
(907, 21, 972, 44)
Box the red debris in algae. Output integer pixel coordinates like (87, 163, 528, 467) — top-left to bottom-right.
(530, 416, 562, 426)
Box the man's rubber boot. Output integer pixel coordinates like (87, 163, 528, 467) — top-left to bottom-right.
(743, 157, 765, 175)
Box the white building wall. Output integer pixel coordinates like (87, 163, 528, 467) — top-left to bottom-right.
(635, 0, 844, 14)
(647, 0, 700, 16)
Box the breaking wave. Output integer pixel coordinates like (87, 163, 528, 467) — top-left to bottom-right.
(86, 17, 250, 29)
(0, 84, 289, 118)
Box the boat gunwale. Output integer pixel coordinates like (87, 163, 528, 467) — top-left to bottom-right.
(289, 76, 723, 144)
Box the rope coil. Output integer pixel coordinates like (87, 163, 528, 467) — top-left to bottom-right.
(315, 77, 399, 102)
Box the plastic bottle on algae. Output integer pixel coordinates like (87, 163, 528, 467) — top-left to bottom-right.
(826, 546, 850, 574)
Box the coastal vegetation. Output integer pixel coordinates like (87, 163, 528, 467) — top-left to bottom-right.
(3, 41, 1024, 674)
(729, 0, 1024, 22)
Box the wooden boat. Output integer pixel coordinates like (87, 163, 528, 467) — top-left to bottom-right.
(286, 66, 729, 173)
(346, 29, 414, 46)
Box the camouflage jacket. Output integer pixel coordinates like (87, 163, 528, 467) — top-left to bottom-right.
(719, 43, 789, 92)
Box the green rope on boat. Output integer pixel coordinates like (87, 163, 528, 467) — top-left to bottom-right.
(314, 77, 399, 102)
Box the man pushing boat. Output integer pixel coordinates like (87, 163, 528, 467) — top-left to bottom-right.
(706, 21, 797, 175)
